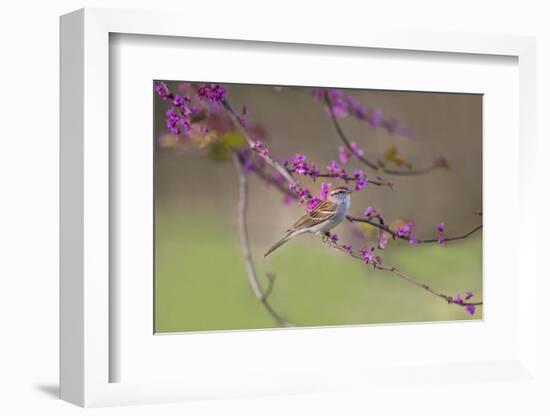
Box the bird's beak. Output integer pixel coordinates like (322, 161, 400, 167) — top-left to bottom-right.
(346, 189, 353, 194)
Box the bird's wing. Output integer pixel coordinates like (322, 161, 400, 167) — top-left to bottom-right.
(290, 200, 337, 231)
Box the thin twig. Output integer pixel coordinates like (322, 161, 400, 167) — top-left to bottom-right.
(375, 264, 482, 306)
(323, 91, 379, 171)
(245, 155, 392, 191)
(222, 98, 297, 186)
(323, 90, 437, 176)
(237, 154, 297, 198)
(286, 167, 392, 187)
(347, 216, 482, 244)
(327, 240, 482, 308)
(263, 273, 277, 301)
(413, 225, 482, 243)
(232, 153, 292, 327)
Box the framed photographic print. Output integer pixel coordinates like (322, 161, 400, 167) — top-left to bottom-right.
(60, 7, 540, 409)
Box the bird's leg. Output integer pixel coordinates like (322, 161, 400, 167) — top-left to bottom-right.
(323, 231, 332, 246)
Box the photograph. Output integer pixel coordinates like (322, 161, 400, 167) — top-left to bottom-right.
(154, 81, 483, 333)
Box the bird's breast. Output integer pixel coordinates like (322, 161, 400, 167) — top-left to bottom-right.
(334, 196, 351, 222)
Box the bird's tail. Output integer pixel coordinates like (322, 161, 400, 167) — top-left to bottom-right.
(264, 231, 297, 257)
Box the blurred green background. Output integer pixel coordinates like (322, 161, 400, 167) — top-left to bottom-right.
(154, 83, 483, 333)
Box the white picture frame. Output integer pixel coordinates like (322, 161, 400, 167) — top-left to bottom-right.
(60, 7, 539, 408)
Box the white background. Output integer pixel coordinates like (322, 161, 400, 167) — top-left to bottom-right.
(1, 0, 548, 415)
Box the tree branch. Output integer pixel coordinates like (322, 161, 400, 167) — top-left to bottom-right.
(327, 239, 482, 309)
(286, 167, 392, 187)
(375, 264, 482, 306)
(222, 98, 297, 186)
(323, 90, 439, 176)
(236, 152, 296, 198)
(232, 153, 292, 327)
(346, 216, 482, 245)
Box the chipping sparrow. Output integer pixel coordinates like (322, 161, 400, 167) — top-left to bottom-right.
(264, 186, 352, 257)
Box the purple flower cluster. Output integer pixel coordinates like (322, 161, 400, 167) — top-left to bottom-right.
(338, 147, 350, 164)
(320, 182, 330, 200)
(437, 222, 445, 246)
(313, 88, 414, 139)
(252, 139, 269, 157)
(325, 161, 353, 183)
(359, 246, 382, 266)
(283, 154, 369, 192)
(290, 153, 319, 176)
(173, 94, 191, 109)
(465, 304, 476, 315)
(449, 291, 477, 315)
(397, 222, 413, 238)
(165, 109, 181, 135)
(297, 186, 312, 205)
(155, 82, 174, 101)
(364, 206, 378, 218)
(353, 169, 369, 191)
(325, 89, 351, 117)
(364, 207, 417, 246)
(306, 182, 332, 211)
(156, 82, 229, 137)
(173, 96, 193, 134)
(338, 142, 364, 164)
(327, 160, 341, 176)
(369, 109, 383, 128)
(307, 196, 320, 211)
(377, 231, 389, 250)
(395, 222, 419, 245)
(285, 181, 316, 207)
(314, 89, 367, 119)
(360, 246, 374, 264)
(197, 84, 226, 103)
(164, 105, 191, 135)
(155, 82, 195, 135)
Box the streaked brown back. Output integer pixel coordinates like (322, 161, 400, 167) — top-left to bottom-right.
(289, 200, 337, 231)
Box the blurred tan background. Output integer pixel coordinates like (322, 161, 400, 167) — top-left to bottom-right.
(154, 83, 482, 333)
